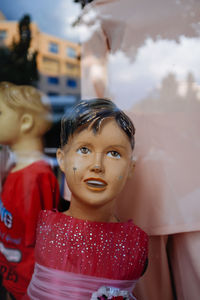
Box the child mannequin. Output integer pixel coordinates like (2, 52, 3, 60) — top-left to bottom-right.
(0, 145, 15, 193)
(26, 98, 148, 300)
(0, 82, 60, 299)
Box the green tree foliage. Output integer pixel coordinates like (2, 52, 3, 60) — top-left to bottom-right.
(0, 15, 38, 85)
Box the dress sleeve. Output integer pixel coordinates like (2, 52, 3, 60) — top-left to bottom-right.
(23, 171, 60, 247)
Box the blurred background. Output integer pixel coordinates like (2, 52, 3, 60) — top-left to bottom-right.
(0, 0, 93, 195)
(0, 0, 90, 148)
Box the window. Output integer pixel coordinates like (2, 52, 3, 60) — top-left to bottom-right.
(47, 92, 59, 96)
(65, 62, 80, 77)
(43, 57, 59, 73)
(67, 47, 76, 58)
(49, 42, 59, 53)
(66, 63, 76, 70)
(66, 78, 77, 88)
(48, 77, 59, 85)
(0, 30, 7, 41)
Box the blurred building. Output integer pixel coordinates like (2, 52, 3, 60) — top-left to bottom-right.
(0, 11, 81, 158)
(0, 13, 81, 100)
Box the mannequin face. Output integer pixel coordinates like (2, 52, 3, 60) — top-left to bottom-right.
(57, 119, 134, 209)
(0, 100, 21, 146)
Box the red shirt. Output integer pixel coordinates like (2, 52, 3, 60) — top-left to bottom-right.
(0, 160, 60, 299)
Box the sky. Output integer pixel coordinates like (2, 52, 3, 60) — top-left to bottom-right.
(0, 0, 81, 41)
(77, 1, 200, 109)
(1, 0, 200, 108)
(108, 36, 200, 109)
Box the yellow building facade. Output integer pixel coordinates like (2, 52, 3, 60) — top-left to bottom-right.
(0, 17, 81, 97)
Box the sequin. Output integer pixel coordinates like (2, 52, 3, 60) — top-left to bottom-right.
(36, 210, 148, 280)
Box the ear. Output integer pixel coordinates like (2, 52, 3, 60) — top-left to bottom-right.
(56, 148, 65, 173)
(20, 113, 34, 133)
(128, 159, 136, 179)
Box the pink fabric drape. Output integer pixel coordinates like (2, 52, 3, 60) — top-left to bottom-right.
(28, 263, 137, 300)
(80, 1, 200, 299)
(80, 0, 200, 236)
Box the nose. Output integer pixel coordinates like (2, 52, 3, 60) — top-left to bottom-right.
(90, 153, 104, 173)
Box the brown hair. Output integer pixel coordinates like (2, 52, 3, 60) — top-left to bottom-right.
(0, 82, 52, 135)
(61, 98, 135, 149)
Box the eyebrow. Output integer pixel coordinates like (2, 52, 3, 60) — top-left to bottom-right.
(107, 144, 127, 150)
(73, 141, 93, 147)
(74, 140, 127, 148)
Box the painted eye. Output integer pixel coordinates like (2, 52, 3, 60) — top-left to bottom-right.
(107, 151, 121, 159)
(77, 147, 91, 155)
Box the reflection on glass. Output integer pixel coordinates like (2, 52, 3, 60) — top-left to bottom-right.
(80, 1, 200, 299)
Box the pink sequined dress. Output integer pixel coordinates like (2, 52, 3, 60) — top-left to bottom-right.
(27, 210, 148, 299)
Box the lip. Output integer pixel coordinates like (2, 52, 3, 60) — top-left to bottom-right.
(84, 177, 107, 191)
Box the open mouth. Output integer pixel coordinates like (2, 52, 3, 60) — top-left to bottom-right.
(84, 178, 107, 190)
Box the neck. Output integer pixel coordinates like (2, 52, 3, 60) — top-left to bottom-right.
(10, 137, 44, 172)
(66, 197, 118, 223)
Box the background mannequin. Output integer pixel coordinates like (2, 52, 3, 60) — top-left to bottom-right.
(0, 81, 51, 171)
(0, 145, 15, 193)
(0, 82, 60, 299)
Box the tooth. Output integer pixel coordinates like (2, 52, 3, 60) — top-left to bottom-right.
(88, 180, 104, 185)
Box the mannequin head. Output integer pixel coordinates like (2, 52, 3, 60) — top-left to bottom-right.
(57, 99, 135, 220)
(0, 82, 52, 147)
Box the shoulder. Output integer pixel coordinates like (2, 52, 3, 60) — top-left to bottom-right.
(6, 160, 54, 181)
(36, 210, 63, 246)
(108, 220, 148, 250)
(127, 220, 148, 237)
(127, 221, 149, 248)
(21, 160, 58, 187)
(38, 209, 56, 220)
(23, 160, 53, 176)
(133, 223, 148, 240)
(37, 209, 60, 228)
